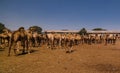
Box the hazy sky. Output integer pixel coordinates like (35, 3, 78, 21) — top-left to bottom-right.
(0, 0, 120, 31)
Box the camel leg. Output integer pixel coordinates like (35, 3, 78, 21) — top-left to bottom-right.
(28, 41, 31, 53)
(65, 42, 70, 53)
(26, 40, 30, 54)
(8, 41, 17, 56)
(69, 41, 73, 53)
(8, 43, 12, 56)
(13, 42, 18, 55)
(22, 41, 26, 54)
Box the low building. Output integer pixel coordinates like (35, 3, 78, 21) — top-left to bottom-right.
(45, 30, 120, 34)
(44, 30, 78, 34)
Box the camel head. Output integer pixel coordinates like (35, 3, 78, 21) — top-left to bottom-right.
(18, 27, 25, 32)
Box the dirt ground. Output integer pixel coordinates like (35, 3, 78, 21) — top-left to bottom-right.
(0, 40, 120, 73)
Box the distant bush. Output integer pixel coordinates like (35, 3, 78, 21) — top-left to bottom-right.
(29, 26, 42, 34)
(0, 22, 6, 33)
(92, 28, 107, 31)
(78, 28, 87, 35)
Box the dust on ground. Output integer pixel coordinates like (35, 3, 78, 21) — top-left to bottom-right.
(0, 41, 120, 73)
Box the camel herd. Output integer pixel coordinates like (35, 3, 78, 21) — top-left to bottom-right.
(0, 27, 119, 56)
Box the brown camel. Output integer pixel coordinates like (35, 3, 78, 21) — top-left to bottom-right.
(0, 28, 12, 46)
(8, 27, 29, 56)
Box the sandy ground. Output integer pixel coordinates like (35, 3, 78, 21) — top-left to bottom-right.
(0, 40, 120, 73)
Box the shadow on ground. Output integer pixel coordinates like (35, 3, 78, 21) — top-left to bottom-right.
(16, 49, 39, 56)
(0, 48, 5, 51)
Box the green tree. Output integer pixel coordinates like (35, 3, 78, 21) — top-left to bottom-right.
(29, 26, 42, 34)
(0, 22, 6, 33)
(92, 28, 106, 31)
(78, 28, 87, 35)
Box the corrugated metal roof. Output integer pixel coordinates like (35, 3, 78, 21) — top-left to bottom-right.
(44, 30, 120, 33)
(87, 30, 120, 33)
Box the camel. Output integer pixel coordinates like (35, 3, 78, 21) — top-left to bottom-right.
(54, 33, 62, 49)
(0, 28, 12, 46)
(46, 32, 55, 49)
(40, 34, 48, 45)
(83, 35, 91, 44)
(26, 29, 35, 49)
(74, 34, 81, 45)
(63, 33, 75, 53)
(8, 27, 29, 56)
(105, 34, 118, 45)
(94, 34, 103, 44)
(32, 32, 39, 47)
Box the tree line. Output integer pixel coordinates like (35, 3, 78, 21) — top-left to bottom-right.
(0, 22, 106, 35)
(0, 22, 42, 34)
